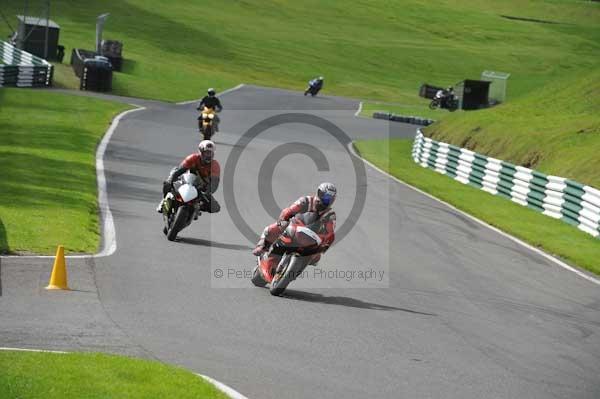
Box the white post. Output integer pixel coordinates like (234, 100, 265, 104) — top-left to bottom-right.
(96, 13, 110, 54)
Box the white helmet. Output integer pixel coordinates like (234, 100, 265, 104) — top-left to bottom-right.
(198, 140, 215, 163)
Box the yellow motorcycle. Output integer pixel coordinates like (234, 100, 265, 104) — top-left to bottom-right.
(198, 106, 217, 140)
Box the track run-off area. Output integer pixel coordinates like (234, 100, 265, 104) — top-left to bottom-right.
(1, 85, 599, 399)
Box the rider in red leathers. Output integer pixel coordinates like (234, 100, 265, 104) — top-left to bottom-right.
(156, 140, 221, 214)
(253, 182, 337, 283)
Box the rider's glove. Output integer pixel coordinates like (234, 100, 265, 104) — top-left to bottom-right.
(276, 219, 289, 229)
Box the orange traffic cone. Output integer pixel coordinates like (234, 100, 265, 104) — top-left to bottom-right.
(46, 245, 70, 290)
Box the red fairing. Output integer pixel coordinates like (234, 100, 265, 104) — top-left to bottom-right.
(263, 222, 284, 243)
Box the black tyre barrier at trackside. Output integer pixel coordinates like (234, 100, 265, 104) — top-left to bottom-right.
(71, 48, 114, 92)
(100, 40, 123, 72)
(372, 112, 435, 126)
(71, 48, 98, 78)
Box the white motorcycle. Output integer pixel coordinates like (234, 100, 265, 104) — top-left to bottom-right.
(161, 172, 209, 241)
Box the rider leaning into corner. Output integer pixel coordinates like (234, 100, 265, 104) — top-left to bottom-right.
(253, 182, 337, 283)
(309, 76, 324, 90)
(197, 88, 223, 131)
(305, 76, 323, 95)
(156, 140, 221, 215)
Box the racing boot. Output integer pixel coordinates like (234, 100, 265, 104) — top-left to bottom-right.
(156, 197, 166, 213)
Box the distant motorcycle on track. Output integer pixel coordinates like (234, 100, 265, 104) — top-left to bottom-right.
(429, 88, 458, 111)
(304, 77, 324, 97)
(198, 106, 218, 141)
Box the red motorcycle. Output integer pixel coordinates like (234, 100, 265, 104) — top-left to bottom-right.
(252, 212, 325, 296)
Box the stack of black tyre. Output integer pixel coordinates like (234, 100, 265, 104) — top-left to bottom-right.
(100, 40, 123, 72)
(81, 57, 112, 92)
(71, 49, 113, 92)
(372, 112, 435, 126)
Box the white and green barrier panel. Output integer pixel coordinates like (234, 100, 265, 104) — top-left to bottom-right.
(412, 130, 600, 238)
(0, 40, 52, 87)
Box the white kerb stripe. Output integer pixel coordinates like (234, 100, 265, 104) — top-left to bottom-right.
(197, 374, 249, 399)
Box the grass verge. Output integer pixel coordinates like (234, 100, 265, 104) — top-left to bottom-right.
(0, 350, 229, 399)
(354, 139, 600, 276)
(0, 88, 130, 254)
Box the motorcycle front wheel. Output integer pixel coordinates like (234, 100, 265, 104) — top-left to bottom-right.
(166, 206, 190, 241)
(270, 255, 309, 296)
(202, 126, 213, 141)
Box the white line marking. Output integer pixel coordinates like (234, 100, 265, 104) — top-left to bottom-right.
(1, 106, 146, 259)
(354, 101, 363, 117)
(198, 374, 249, 399)
(0, 347, 68, 353)
(95, 107, 146, 257)
(348, 141, 600, 286)
(0, 348, 248, 398)
(176, 83, 245, 105)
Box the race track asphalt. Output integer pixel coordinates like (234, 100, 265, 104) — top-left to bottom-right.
(2, 85, 599, 399)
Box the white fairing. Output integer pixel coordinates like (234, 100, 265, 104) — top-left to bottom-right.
(178, 184, 198, 203)
(296, 226, 322, 245)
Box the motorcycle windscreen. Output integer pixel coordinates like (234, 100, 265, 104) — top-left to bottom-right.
(178, 184, 198, 203)
(294, 226, 322, 247)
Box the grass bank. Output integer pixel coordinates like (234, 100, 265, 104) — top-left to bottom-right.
(0, 350, 228, 399)
(1, 0, 598, 104)
(423, 69, 600, 188)
(0, 88, 130, 254)
(354, 139, 600, 276)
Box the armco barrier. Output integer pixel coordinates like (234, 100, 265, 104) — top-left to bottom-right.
(412, 130, 600, 238)
(373, 112, 435, 126)
(0, 40, 52, 87)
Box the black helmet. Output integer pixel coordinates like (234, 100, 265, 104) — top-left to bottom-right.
(207, 88, 216, 96)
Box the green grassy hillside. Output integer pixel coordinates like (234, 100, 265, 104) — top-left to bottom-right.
(424, 69, 600, 187)
(1, 0, 598, 103)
